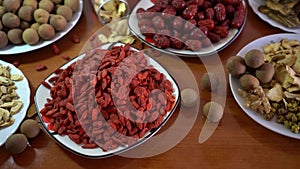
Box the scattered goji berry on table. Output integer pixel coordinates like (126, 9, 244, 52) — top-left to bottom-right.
(12, 60, 20, 67)
(36, 64, 47, 71)
(71, 35, 80, 43)
(52, 44, 60, 54)
(61, 55, 70, 60)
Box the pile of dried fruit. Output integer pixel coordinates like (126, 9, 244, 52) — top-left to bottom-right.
(0, 0, 80, 48)
(92, 0, 128, 24)
(258, 0, 300, 28)
(40, 44, 176, 151)
(0, 64, 24, 128)
(136, 0, 246, 50)
(228, 38, 300, 133)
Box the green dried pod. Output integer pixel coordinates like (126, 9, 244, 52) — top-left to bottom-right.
(277, 115, 286, 123)
(291, 124, 300, 133)
(284, 120, 292, 129)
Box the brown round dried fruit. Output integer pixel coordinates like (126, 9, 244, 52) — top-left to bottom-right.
(244, 49, 264, 69)
(226, 55, 247, 78)
(5, 133, 28, 155)
(20, 119, 40, 138)
(239, 74, 260, 91)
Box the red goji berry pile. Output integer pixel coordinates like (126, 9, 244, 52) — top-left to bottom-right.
(40, 44, 176, 151)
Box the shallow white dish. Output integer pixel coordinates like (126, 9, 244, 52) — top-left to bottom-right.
(128, 0, 247, 57)
(0, 0, 83, 55)
(229, 33, 300, 139)
(248, 0, 300, 33)
(35, 42, 180, 158)
(0, 60, 30, 146)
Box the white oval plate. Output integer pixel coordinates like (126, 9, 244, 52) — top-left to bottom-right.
(35, 42, 180, 158)
(248, 0, 300, 33)
(229, 33, 300, 139)
(0, 0, 83, 55)
(128, 0, 247, 57)
(0, 60, 30, 146)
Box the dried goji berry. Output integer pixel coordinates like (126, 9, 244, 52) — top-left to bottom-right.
(52, 44, 60, 54)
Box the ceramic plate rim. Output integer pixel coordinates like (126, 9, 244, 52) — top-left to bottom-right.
(34, 42, 180, 158)
(0, 0, 83, 55)
(229, 33, 300, 139)
(0, 60, 31, 146)
(128, 0, 247, 57)
(248, 0, 300, 33)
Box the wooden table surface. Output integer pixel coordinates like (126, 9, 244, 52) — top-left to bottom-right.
(1, 0, 299, 169)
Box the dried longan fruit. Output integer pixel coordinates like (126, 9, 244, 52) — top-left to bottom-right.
(5, 133, 28, 155)
(3, 0, 20, 12)
(50, 14, 67, 31)
(23, 0, 38, 10)
(203, 101, 224, 123)
(64, 0, 79, 12)
(18, 5, 34, 22)
(22, 28, 40, 45)
(34, 8, 50, 24)
(239, 74, 260, 91)
(0, 31, 8, 48)
(255, 62, 275, 84)
(30, 22, 40, 30)
(39, 0, 54, 12)
(8, 28, 23, 45)
(56, 5, 73, 21)
(201, 72, 219, 91)
(0, 6, 5, 18)
(244, 49, 264, 69)
(2, 12, 20, 29)
(38, 23, 55, 40)
(20, 119, 40, 138)
(181, 88, 199, 107)
(226, 56, 247, 78)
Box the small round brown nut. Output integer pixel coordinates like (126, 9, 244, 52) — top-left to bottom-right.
(203, 101, 224, 123)
(0, 31, 8, 48)
(244, 49, 264, 69)
(18, 5, 34, 22)
(181, 88, 199, 107)
(49, 14, 67, 31)
(255, 62, 275, 84)
(226, 55, 247, 78)
(64, 0, 79, 12)
(3, 0, 20, 12)
(38, 0, 54, 12)
(34, 8, 50, 24)
(201, 72, 219, 91)
(8, 28, 23, 45)
(5, 133, 28, 155)
(239, 74, 260, 91)
(2, 12, 20, 28)
(0, 6, 5, 18)
(56, 5, 73, 21)
(22, 28, 40, 45)
(38, 23, 55, 40)
(20, 119, 40, 138)
(23, 0, 38, 9)
(31, 23, 40, 30)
